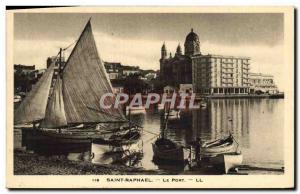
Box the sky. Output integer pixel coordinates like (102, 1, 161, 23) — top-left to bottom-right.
(13, 13, 284, 90)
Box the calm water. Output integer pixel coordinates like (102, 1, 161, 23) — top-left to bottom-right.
(137, 98, 284, 171)
(16, 98, 284, 173)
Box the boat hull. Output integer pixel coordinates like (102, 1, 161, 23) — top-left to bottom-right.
(152, 143, 188, 162)
(209, 152, 243, 174)
(201, 143, 235, 157)
(201, 135, 235, 157)
(22, 128, 103, 144)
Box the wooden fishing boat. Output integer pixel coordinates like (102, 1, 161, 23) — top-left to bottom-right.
(208, 152, 243, 174)
(14, 19, 135, 144)
(152, 104, 188, 163)
(91, 139, 142, 165)
(201, 135, 235, 157)
(92, 127, 141, 146)
(152, 138, 187, 162)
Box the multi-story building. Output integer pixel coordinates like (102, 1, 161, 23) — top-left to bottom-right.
(192, 55, 251, 95)
(104, 62, 142, 79)
(104, 62, 122, 80)
(14, 64, 36, 75)
(160, 29, 251, 95)
(122, 65, 141, 77)
(14, 64, 46, 93)
(249, 73, 278, 94)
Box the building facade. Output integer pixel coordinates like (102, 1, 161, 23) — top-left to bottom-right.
(249, 73, 278, 94)
(160, 29, 251, 95)
(14, 64, 46, 93)
(104, 62, 142, 79)
(104, 62, 123, 80)
(159, 29, 198, 87)
(192, 55, 251, 95)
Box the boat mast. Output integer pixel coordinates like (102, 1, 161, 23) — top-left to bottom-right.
(58, 48, 62, 133)
(59, 48, 63, 74)
(162, 102, 171, 139)
(128, 91, 131, 127)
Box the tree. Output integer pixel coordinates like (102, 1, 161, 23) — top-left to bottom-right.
(123, 74, 150, 94)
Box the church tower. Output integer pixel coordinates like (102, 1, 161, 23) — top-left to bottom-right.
(176, 43, 182, 55)
(160, 42, 168, 79)
(161, 42, 167, 59)
(184, 28, 200, 56)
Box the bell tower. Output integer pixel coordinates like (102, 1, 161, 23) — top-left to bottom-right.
(161, 42, 167, 60)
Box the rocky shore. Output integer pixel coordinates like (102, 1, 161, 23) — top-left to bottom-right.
(14, 150, 165, 175)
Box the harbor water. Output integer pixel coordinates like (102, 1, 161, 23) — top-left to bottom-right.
(15, 98, 284, 174)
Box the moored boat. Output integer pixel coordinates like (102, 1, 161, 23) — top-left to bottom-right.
(208, 152, 243, 174)
(92, 126, 141, 146)
(152, 104, 188, 163)
(152, 137, 188, 163)
(14, 19, 133, 144)
(201, 135, 235, 157)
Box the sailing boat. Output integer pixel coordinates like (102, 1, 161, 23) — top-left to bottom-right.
(152, 104, 189, 163)
(14, 19, 135, 145)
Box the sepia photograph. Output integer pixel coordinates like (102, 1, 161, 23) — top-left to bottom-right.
(6, 6, 294, 189)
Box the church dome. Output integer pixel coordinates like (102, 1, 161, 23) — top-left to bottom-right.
(185, 28, 199, 42)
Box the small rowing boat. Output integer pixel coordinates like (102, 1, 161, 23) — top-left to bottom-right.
(201, 135, 235, 157)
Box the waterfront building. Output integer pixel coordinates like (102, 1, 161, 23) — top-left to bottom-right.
(104, 62, 123, 80)
(14, 64, 46, 93)
(104, 62, 143, 79)
(14, 64, 35, 74)
(122, 65, 141, 77)
(249, 73, 278, 94)
(142, 70, 158, 81)
(160, 29, 251, 95)
(192, 54, 251, 95)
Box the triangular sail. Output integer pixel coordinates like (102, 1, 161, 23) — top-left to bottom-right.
(40, 76, 67, 128)
(14, 63, 55, 124)
(62, 21, 126, 124)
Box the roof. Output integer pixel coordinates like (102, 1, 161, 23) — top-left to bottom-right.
(122, 65, 140, 71)
(191, 54, 250, 60)
(185, 28, 199, 42)
(14, 64, 36, 70)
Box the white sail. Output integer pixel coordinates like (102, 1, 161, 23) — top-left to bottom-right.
(15, 20, 126, 127)
(40, 76, 67, 128)
(14, 63, 55, 124)
(50, 20, 126, 126)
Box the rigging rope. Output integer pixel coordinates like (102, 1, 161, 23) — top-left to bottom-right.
(63, 38, 79, 51)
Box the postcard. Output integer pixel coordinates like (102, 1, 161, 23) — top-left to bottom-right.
(6, 6, 294, 189)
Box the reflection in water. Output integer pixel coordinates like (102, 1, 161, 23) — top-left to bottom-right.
(193, 99, 250, 148)
(18, 99, 284, 172)
(163, 99, 283, 169)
